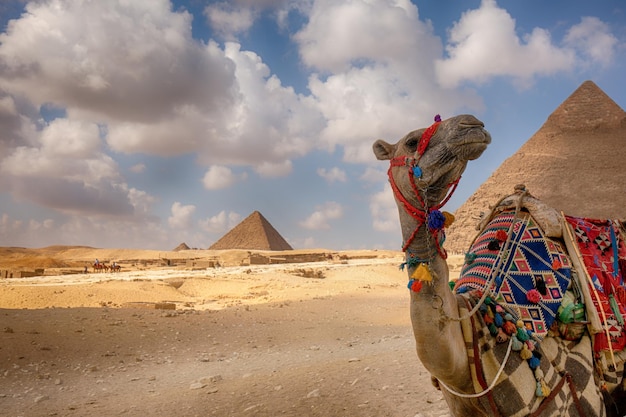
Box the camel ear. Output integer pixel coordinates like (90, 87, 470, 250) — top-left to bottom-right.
(373, 140, 395, 161)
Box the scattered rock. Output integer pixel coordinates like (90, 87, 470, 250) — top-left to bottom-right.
(306, 389, 320, 398)
(189, 382, 206, 390)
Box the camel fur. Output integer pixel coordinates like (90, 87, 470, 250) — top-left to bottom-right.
(373, 115, 624, 416)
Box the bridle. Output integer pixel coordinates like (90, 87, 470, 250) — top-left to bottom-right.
(387, 115, 460, 257)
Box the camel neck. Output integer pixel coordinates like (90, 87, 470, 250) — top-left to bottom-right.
(398, 210, 440, 262)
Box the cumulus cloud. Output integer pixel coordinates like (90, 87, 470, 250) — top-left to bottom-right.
(204, 2, 258, 41)
(369, 183, 399, 233)
(360, 166, 386, 183)
(0, 118, 147, 217)
(564, 16, 617, 67)
(203, 165, 247, 190)
(168, 202, 196, 229)
(299, 201, 343, 230)
(317, 167, 347, 183)
(435, 0, 617, 88)
(255, 160, 293, 177)
(296, 0, 481, 163)
(129, 163, 146, 174)
(199, 210, 242, 234)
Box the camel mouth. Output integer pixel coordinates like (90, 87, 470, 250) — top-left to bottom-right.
(453, 129, 491, 161)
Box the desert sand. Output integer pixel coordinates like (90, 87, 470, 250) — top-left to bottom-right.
(0, 247, 466, 417)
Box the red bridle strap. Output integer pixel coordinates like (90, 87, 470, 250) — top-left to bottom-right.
(387, 155, 460, 256)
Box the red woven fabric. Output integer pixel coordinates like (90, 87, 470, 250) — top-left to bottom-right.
(565, 216, 626, 352)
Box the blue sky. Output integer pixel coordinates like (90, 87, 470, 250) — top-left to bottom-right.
(0, 0, 624, 251)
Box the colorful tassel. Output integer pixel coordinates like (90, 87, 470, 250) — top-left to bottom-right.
(407, 279, 423, 293)
(527, 289, 541, 304)
(464, 252, 477, 264)
(487, 240, 500, 251)
(442, 211, 455, 227)
(494, 313, 504, 327)
(411, 263, 433, 282)
(609, 294, 624, 325)
(412, 166, 422, 178)
(551, 258, 562, 270)
(528, 356, 541, 369)
(427, 210, 445, 231)
(511, 335, 523, 351)
(496, 328, 509, 343)
(496, 230, 508, 242)
(503, 321, 517, 335)
(520, 345, 533, 360)
(516, 327, 530, 342)
(535, 381, 543, 397)
(488, 323, 498, 336)
(535, 379, 551, 397)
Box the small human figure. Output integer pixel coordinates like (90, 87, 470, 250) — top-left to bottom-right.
(95, 258, 99, 265)
(84, 266, 88, 273)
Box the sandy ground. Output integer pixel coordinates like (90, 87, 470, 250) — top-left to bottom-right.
(0, 249, 465, 417)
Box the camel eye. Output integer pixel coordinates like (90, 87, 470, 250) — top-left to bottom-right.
(405, 138, 418, 151)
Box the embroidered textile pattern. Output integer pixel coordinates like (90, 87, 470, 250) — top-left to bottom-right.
(454, 210, 572, 338)
(565, 216, 626, 352)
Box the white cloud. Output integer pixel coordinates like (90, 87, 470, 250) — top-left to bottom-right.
(360, 166, 386, 183)
(435, 0, 617, 88)
(204, 2, 258, 41)
(317, 167, 347, 183)
(129, 163, 146, 174)
(0, 1, 236, 122)
(199, 210, 242, 234)
(299, 201, 343, 230)
(255, 160, 293, 177)
(203, 165, 247, 190)
(168, 202, 196, 229)
(564, 16, 617, 67)
(369, 183, 400, 233)
(296, 0, 481, 163)
(294, 0, 421, 72)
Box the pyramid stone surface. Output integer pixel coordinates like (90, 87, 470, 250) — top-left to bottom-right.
(209, 211, 293, 251)
(173, 242, 190, 251)
(447, 80, 626, 253)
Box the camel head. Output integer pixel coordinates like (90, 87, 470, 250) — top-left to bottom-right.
(373, 114, 491, 209)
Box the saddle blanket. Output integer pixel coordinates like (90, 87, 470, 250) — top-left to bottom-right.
(454, 210, 572, 338)
(564, 216, 626, 352)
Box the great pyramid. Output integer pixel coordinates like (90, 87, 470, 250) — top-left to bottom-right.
(209, 211, 293, 251)
(447, 80, 626, 253)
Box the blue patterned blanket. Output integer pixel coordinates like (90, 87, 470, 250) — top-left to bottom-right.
(454, 209, 572, 337)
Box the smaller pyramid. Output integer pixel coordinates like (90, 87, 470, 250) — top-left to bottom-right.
(173, 242, 190, 251)
(209, 211, 293, 251)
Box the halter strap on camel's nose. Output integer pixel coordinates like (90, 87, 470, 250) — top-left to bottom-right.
(417, 114, 442, 156)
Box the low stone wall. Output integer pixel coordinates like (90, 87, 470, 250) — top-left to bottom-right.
(1, 269, 44, 278)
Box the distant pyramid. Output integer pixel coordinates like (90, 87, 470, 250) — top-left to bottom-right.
(447, 80, 626, 253)
(173, 242, 190, 251)
(209, 211, 293, 251)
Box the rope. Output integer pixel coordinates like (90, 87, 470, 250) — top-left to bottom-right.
(438, 335, 514, 398)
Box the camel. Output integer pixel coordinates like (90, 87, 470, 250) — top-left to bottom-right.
(373, 114, 624, 416)
(93, 263, 109, 273)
